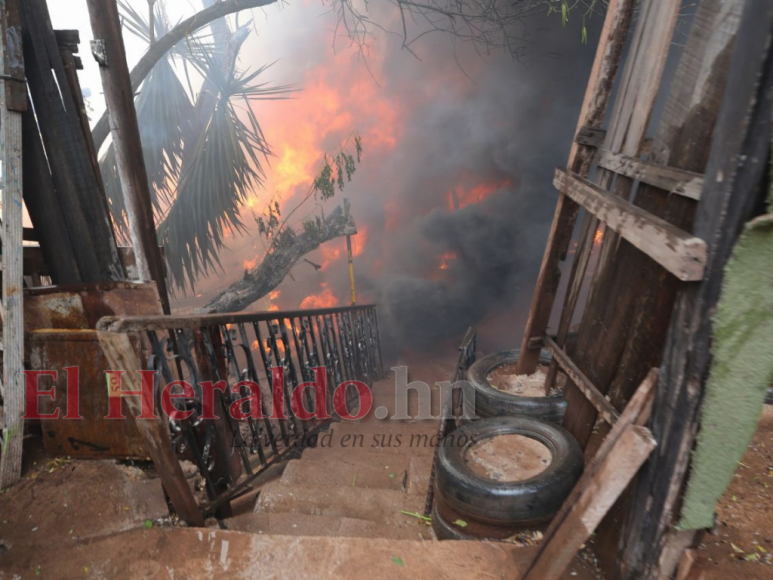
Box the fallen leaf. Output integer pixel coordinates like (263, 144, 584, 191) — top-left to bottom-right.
(731, 543, 744, 554)
(143, 519, 153, 530)
(392, 556, 404, 567)
(453, 519, 468, 528)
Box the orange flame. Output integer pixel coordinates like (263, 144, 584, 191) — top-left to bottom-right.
(447, 178, 513, 211)
(594, 229, 604, 247)
(352, 228, 367, 257)
(300, 283, 338, 309)
(439, 252, 457, 270)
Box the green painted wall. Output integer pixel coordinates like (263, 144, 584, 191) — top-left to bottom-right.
(679, 207, 773, 530)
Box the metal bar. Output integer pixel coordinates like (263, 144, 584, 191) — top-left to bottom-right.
(98, 304, 380, 332)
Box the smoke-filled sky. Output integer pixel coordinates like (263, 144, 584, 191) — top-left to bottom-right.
(52, 1, 600, 361)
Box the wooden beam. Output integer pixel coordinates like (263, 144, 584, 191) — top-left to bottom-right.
(619, 1, 773, 576)
(86, 0, 171, 314)
(22, 109, 83, 285)
(0, 0, 25, 489)
(554, 168, 707, 281)
(521, 369, 658, 579)
(21, 0, 125, 283)
(544, 337, 620, 425)
(96, 331, 205, 526)
(595, 148, 704, 201)
(521, 424, 656, 580)
(516, 0, 637, 374)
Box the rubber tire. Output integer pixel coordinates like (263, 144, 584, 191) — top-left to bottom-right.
(431, 503, 477, 541)
(436, 416, 584, 527)
(468, 349, 568, 423)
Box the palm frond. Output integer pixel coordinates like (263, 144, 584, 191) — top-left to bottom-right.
(159, 57, 296, 291)
(100, 54, 194, 230)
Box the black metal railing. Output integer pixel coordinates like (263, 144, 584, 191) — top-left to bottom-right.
(99, 304, 384, 517)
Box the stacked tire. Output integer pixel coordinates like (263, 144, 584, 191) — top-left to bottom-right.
(468, 349, 567, 424)
(433, 349, 583, 540)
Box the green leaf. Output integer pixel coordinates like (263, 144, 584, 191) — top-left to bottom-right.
(392, 557, 404, 567)
(143, 519, 154, 529)
(453, 519, 468, 528)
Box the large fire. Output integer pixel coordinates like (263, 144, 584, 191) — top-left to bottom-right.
(300, 283, 338, 309)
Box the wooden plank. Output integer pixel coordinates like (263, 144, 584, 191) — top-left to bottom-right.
(86, 0, 171, 314)
(618, 2, 773, 576)
(0, 0, 25, 489)
(19, 246, 159, 280)
(521, 423, 656, 580)
(516, 0, 637, 374)
(21, 108, 83, 285)
(544, 337, 620, 425)
(537, 368, 658, 547)
(554, 168, 707, 281)
(21, 0, 124, 283)
(595, 148, 704, 200)
(96, 331, 205, 526)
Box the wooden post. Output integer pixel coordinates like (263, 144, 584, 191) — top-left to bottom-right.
(516, 0, 636, 374)
(0, 0, 26, 489)
(618, 2, 773, 576)
(346, 235, 357, 305)
(97, 331, 204, 526)
(86, 0, 171, 314)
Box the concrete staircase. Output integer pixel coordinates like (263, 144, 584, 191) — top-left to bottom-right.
(226, 379, 440, 541)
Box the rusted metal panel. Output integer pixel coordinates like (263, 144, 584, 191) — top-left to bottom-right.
(24, 281, 162, 332)
(29, 330, 148, 459)
(23, 282, 163, 459)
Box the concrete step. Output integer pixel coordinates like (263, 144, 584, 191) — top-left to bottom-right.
(330, 419, 438, 437)
(255, 481, 426, 525)
(310, 427, 438, 455)
(279, 457, 432, 494)
(6, 527, 572, 579)
(225, 512, 432, 541)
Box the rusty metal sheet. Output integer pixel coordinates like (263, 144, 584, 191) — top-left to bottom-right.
(29, 330, 148, 459)
(24, 281, 162, 332)
(23, 282, 163, 459)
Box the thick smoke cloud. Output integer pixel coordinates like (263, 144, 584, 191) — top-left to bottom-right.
(188, 4, 601, 362)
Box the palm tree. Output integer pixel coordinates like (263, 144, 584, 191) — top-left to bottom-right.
(101, 0, 294, 292)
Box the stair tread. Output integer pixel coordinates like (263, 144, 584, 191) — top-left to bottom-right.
(280, 457, 432, 494)
(256, 480, 426, 524)
(226, 512, 432, 541)
(7, 527, 552, 579)
(308, 428, 438, 455)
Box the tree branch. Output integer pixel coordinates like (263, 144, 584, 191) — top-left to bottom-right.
(92, 0, 279, 151)
(204, 204, 356, 313)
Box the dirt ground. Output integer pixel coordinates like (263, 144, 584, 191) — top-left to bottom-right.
(692, 405, 773, 578)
